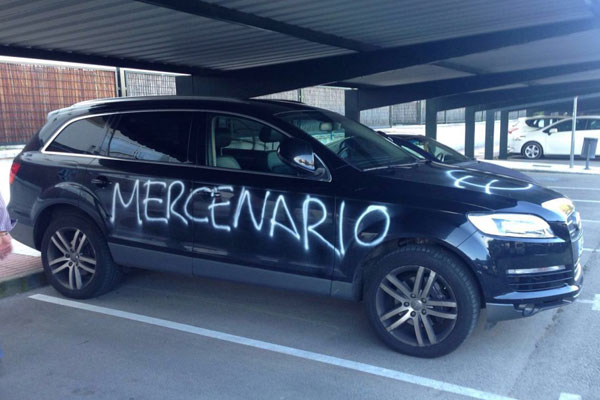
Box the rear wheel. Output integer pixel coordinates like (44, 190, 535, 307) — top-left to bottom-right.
(41, 214, 121, 299)
(365, 245, 480, 358)
(522, 142, 543, 159)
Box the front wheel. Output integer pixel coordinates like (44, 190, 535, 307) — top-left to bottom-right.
(365, 245, 480, 358)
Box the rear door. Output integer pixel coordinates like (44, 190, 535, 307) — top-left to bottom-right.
(83, 110, 199, 274)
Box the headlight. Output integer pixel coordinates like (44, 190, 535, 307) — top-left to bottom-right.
(542, 197, 575, 220)
(468, 213, 554, 238)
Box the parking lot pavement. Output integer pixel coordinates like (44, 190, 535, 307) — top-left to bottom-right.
(0, 171, 599, 400)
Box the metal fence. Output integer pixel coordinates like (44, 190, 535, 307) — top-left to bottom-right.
(125, 70, 176, 96)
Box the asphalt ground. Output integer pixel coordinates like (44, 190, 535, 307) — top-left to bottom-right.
(0, 171, 599, 400)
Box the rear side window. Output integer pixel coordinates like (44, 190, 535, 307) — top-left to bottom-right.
(46, 116, 109, 155)
(102, 112, 193, 164)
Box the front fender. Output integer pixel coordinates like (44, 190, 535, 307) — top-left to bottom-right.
(334, 204, 477, 284)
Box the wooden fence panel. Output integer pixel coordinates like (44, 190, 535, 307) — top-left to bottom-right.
(0, 63, 115, 145)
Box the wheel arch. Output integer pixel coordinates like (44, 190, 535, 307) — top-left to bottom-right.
(352, 237, 486, 307)
(34, 202, 107, 250)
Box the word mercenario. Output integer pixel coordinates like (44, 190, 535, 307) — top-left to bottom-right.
(110, 179, 391, 257)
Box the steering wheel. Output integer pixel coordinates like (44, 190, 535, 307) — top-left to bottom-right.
(336, 137, 360, 159)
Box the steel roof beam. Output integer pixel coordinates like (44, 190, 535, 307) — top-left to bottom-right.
(134, 0, 377, 52)
(355, 60, 600, 110)
(203, 17, 600, 97)
(495, 93, 600, 112)
(437, 79, 600, 111)
(0, 44, 208, 75)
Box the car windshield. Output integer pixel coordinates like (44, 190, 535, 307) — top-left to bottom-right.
(405, 136, 470, 164)
(276, 110, 418, 170)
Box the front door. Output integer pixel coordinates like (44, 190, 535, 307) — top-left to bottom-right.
(190, 112, 336, 281)
(84, 110, 199, 274)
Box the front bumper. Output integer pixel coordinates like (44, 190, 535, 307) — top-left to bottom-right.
(486, 259, 583, 321)
(458, 226, 584, 322)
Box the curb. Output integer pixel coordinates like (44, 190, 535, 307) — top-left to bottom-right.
(0, 270, 47, 299)
(511, 167, 600, 176)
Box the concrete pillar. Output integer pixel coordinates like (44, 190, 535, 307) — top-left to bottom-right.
(425, 99, 438, 139)
(464, 107, 475, 158)
(484, 110, 495, 160)
(499, 110, 509, 160)
(344, 90, 360, 122)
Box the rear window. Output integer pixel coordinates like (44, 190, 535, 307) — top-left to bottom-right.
(46, 116, 109, 155)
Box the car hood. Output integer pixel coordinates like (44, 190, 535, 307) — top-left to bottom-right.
(366, 161, 564, 216)
(454, 160, 537, 184)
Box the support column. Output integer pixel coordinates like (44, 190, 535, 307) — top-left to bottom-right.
(344, 90, 360, 122)
(499, 110, 509, 160)
(425, 99, 438, 139)
(484, 110, 495, 160)
(175, 76, 194, 96)
(464, 107, 475, 158)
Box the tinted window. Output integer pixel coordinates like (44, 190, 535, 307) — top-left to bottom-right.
(277, 110, 417, 170)
(407, 137, 469, 164)
(46, 116, 109, 155)
(589, 119, 600, 130)
(207, 114, 304, 176)
(576, 119, 589, 130)
(552, 120, 573, 132)
(103, 112, 193, 164)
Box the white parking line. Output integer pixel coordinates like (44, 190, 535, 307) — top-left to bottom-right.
(582, 219, 600, 223)
(30, 294, 518, 400)
(559, 393, 582, 400)
(577, 294, 600, 311)
(548, 186, 600, 191)
(583, 248, 596, 252)
(572, 199, 600, 204)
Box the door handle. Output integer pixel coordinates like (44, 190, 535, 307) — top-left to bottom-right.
(91, 175, 110, 187)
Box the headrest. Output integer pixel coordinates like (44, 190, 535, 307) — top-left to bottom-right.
(259, 126, 282, 143)
(215, 128, 232, 149)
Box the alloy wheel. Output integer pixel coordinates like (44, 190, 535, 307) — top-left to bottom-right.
(47, 228, 97, 291)
(524, 144, 540, 159)
(375, 266, 458, 347)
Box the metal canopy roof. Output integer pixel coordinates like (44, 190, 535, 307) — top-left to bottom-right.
(1, 0, 599, 110)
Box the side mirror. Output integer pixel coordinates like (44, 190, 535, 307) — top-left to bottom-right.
(548, 128, 558, 134)
(278, 137, 316, 173)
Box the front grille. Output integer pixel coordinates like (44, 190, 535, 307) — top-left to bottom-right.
(567, 211, 582, 239)
(507, 269, 574, 292)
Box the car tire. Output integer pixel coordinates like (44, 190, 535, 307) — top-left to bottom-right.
(522, 141, 543, 159)
(364, 244, 480, 358)
(41, 213, 122, 299)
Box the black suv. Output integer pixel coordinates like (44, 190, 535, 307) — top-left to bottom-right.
(8, 97, 583, 357)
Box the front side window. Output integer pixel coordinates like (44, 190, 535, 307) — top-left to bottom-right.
(206, 113, 326, 177)
(552, 120, 573, 132)
(276, 110, 417, 170)
(588, 119, 600, 130)
(46, 116, 110, 155)
(102, 112, 193, 164)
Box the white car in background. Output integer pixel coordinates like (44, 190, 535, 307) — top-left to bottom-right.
(509, 116, 600, 159)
